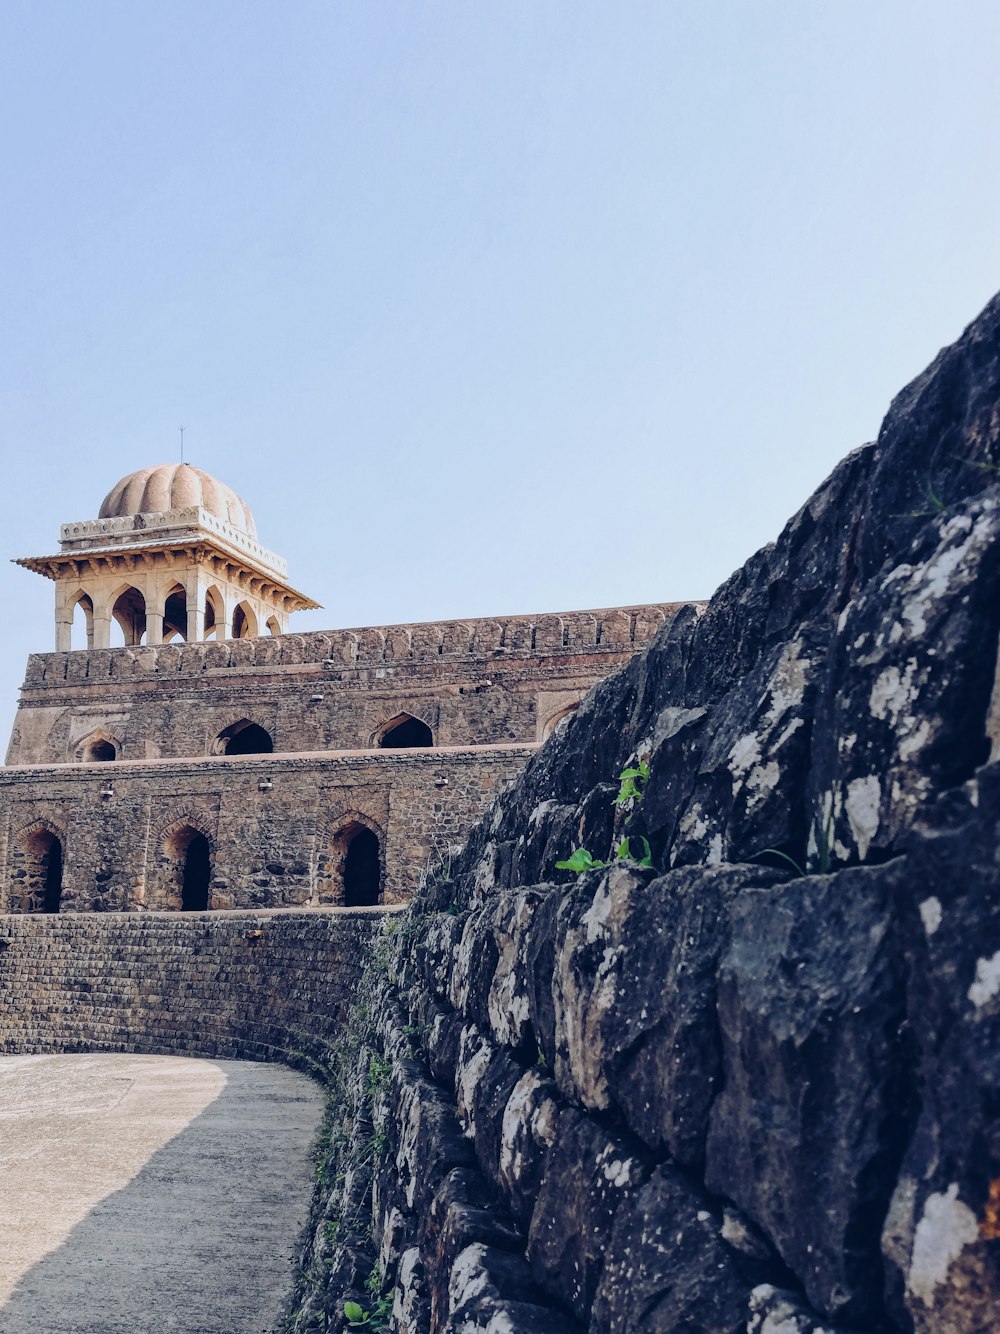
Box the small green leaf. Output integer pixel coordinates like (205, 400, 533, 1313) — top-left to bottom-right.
(344, 1302, 366, 1323)
(555, 848, 607, 873)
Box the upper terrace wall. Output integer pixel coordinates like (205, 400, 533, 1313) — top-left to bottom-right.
(0, 747, 528, 911)
(8, 605, 681, 765)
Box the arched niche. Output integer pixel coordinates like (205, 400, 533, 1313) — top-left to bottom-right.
(213, 719, 274, 756)
(372, 712, 433, 749)
(76, 730, 121, 763)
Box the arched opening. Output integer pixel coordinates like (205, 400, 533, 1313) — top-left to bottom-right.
(332, 822, 382, 906)
(181, 834, 211, 911)
(110, 586, 146, 646)
(13, 829, 64, 913)
(204, 586, 225, 640)
(161, 825, 212, 912)
(266, 616, 281, 636)
(232, 602, 259, 640)
(70, 593, 94, 651)
(163, 584, 188, 642)
(78, 731, 119, 762)
(214, 719, 274, 755)
(375, 713, 433, 749)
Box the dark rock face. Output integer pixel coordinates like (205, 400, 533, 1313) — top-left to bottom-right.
(301, 292, 1000, 1333)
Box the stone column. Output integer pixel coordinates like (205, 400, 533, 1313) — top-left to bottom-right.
(93, 615, 112, 650)
(146, 609, 164, 646)
(55, 612, 72, 652)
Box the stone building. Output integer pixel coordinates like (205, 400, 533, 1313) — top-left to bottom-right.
(2, 463, 679, 915)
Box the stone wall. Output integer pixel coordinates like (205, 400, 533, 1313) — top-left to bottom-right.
(0, 747, 528, 910)
(8, 605, 679, 765)
(297, 293, 1000, 1333)
(0, 908, 380, 1069)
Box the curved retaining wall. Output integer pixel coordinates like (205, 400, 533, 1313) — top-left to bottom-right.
(0, 908, 383, 1069)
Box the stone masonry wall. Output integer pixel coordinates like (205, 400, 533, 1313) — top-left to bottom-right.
(0, 908, 380, 1070)
(298, 293, 1000, 1333)
(0, 747, 528, 911)
(8, 606, 679, 765)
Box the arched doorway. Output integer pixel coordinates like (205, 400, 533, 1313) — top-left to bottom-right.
(14, 829, 64, 913)
(160, 825, 212, 912)
(214, 720, 274, 755)
(181, 834, 211, 911)
(374, 713, 433, 749)
(330, 819, 383, 906)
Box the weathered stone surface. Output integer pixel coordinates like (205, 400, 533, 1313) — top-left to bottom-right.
(528, 1110, 651, 1322)
(497, 1069, 561, 1230)
(590, 1164, 754, 1334)
(445, 1243, 579, 1334)
(705, 867, 907, 1324)
(880, 767, 1000, 1333)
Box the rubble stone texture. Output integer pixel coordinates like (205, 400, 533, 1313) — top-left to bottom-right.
(300, 292, 1000, 1331)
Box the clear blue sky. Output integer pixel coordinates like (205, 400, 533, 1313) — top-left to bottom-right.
(2, 2, 999, 747)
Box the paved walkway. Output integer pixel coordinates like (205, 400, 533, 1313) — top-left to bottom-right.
(0, 1053, 324, 1333)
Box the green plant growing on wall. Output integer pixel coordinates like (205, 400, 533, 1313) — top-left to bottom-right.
(343, 1298, 391, 1329)
(556, 760, 655, 874)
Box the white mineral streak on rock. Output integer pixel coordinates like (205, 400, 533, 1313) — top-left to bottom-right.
(907, 1183, 979, 1306)
(488, 895, 535, 1047)
(499, 1070, 557, 1190)
(392, 1246, 424, 1334)
(765, 639, 810, 722)
(902, 515, 979, 636)
(729, 733, 762, 796)
(869, 660, 919, 724)
(448, 1244, 492, 1313)
(456, 1027, 492, 1137)
(898, 718, 932, 761)
(679, 805, 709, 842)
(746, 760, 781, 812)
(528, 800, 559, 827)
(918, 897, 942, 936)
(707, 833, 724, 865)
(845, 775, 881, 859)
(968, 949, 1000, 1008)
(602, 1156, 633, 1186)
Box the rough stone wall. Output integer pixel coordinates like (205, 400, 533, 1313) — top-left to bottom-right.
(301, 294, 1000, 1333)
(0, 748, 527, 910)
(7, 606, 678, 765)
(0, 908, 379, 1068)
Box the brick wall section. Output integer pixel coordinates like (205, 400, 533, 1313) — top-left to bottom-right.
(0, 747, 528, 911)
(7, 606, 681, 764)
(0, 908, 382, 1068)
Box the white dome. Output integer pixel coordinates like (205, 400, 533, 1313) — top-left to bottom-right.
(99, 463, 256, 537)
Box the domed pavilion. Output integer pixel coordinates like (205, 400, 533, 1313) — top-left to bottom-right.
(16, 462, 319, 650)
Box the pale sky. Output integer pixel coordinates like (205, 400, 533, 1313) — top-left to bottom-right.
(2, 2, 1000, 747)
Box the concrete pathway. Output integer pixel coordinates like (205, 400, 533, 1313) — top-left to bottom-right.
(0, 1053, 324, 1333)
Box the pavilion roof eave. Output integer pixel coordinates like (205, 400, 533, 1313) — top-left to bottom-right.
(12, 543, 321, 613)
